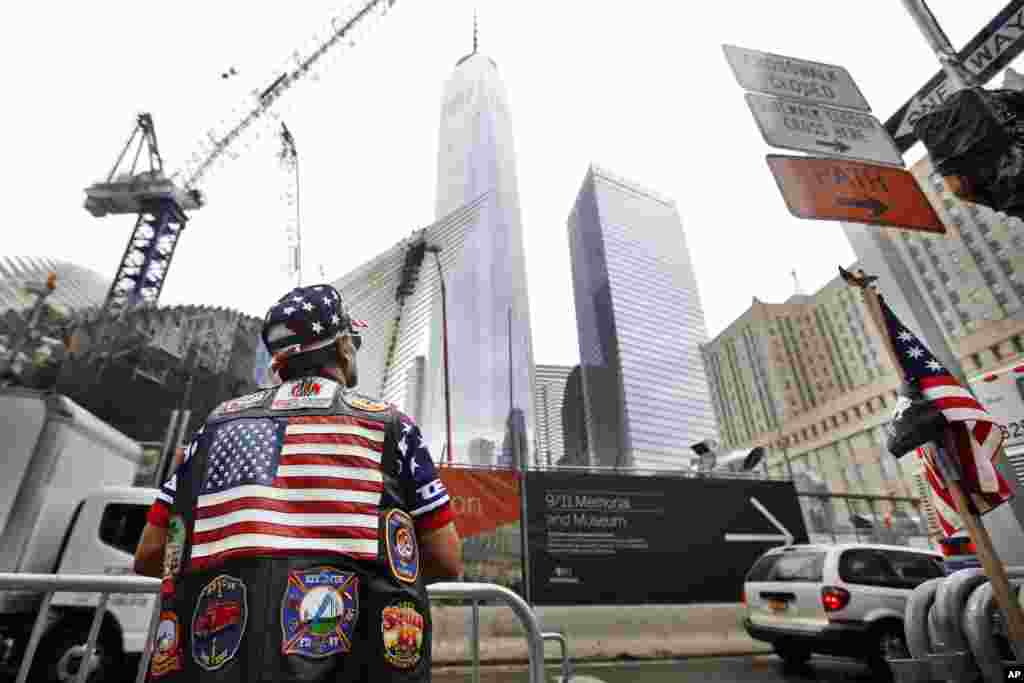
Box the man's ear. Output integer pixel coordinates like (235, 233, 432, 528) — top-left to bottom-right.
(335, 336, 357, 388)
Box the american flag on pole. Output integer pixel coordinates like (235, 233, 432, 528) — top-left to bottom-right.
(188, 415, 384, 571)
(879, 295, 1012, 536)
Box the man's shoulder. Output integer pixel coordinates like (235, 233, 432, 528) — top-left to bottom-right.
(340, 390, 393, 415)
(208, 388, 274, 418)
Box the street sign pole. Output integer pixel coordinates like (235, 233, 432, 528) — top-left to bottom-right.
(886, 0, 1024, 150)
(900, 0, 977, 91)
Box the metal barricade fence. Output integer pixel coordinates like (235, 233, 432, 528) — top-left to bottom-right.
(890, 567, 1024, 683)
(428, 582, 548, 683)
(0, 573, 161, 683)
(0, 575, 553, 683)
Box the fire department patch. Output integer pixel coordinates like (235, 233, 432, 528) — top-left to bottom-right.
(281, 567, 360, 658)
(150, 611, 183, 677)
(211, 390, 269, 417)
(385, 510, 419, 584)
(272, 377, 339, 411)
(191, 575, 247, 671)
(346, 395, 389, 412)
(163, 515, 185, 579)
(381, 601, 424, 669)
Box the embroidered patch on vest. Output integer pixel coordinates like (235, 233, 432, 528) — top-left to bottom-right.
(385, 510, 419, 584)
(163, 515, 185, 580)
(381, 601, 424, 669)
(191, 575, 247, 671)
(272, 377, 339, 410)
(347, 395, 389, 412)
(211, 390, 269, 417)
(281, 567, 360, 658)
(150, 610, 184, 677)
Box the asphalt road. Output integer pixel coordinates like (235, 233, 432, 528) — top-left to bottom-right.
(433, 654, 881, 682)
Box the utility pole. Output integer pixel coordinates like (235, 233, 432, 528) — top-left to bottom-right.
(899, 1, 977, 91)
(845, 1, 975, 391)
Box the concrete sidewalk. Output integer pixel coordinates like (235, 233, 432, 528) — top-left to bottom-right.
(431, 603, 773, 665)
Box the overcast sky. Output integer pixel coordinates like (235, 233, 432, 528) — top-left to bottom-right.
(4, 1, 1021, 368)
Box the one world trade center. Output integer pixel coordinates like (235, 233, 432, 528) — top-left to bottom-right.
(427, 40, 537, 468)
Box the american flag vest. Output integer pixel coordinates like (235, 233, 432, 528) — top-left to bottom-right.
(167, 377, 421, 586)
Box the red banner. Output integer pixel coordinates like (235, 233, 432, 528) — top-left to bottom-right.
(437, 468, 521, 538)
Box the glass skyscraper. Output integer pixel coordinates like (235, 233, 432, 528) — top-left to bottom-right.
(568, 165, 717, 469)
(430, 47, 537, 467)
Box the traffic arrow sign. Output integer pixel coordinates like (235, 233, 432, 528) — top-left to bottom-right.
(886, 0, 1024, 151)
(724, 496, 795, 545)
(745, 93, 904, 167)
(836, 196, 889, 217)
(765, 155, 946, 234)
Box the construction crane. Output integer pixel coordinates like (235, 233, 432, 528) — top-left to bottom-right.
(85, 113, 203, 317)
(83, 0, 399, 317)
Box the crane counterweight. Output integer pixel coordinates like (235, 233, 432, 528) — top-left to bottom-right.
(84, 171, 203, 218)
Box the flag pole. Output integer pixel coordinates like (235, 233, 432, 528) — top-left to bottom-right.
(841, 267, 1024, 657)
(940, 430, 1024, 657)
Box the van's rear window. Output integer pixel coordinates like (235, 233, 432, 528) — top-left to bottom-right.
(746, 551, 825, 582)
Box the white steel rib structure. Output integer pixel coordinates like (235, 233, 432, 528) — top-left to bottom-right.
(332, 193, 490, 452)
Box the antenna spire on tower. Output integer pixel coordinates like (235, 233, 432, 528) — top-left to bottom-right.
(791, 269, 806, 297)
(472, 9, 478, 54)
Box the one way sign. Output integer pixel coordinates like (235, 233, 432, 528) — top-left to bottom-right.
(886, 0, 1024, 151)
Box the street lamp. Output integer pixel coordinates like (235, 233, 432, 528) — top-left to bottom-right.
(425, 244, 453, 464)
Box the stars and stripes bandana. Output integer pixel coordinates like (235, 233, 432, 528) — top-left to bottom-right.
(879, 295, 1011, 533)
(261, 284, 351, 363)
(187, 415, 385, 571)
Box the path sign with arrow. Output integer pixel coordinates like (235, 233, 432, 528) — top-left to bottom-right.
(745, 93, 904, 166)
(765, 155, 946, 234)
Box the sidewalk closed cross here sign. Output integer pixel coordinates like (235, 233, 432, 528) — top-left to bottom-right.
(765, 155, 946, 234)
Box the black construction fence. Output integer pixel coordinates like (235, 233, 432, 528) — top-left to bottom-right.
(435, 464, 933, 606)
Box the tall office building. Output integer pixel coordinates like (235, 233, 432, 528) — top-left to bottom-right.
(568, 165, 717, 469)
(532, 364, 589, 468)
(559, 365, 589, 467)
(700, 271, 892, 449)
(844, 156, 1024, 376)
(534, 364, 573, 467)
(431, 43, 537, 465)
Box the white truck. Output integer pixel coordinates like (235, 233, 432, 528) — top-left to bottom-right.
(967, 362, 1024, 568)
(0, 388, 159, 682)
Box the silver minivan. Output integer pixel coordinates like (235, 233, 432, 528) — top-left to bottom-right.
(742, 543, 944, 678)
